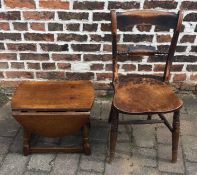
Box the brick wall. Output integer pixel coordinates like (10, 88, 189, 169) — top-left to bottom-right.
(0, 0, 197, 91)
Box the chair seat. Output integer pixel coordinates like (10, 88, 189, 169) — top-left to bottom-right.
(113, 78, 183, 114)
(12, 80, 95, 112)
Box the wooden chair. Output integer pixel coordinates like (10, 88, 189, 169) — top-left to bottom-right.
(108, 10, 184, 163)
(12, 80, 94, 155)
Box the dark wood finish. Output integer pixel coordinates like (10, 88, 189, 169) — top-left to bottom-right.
(113, 78, 183, 114)
(158, 113, 173, 132)
(12, 80, 94, 111)
(23, 130, 31, 156)
(12, 80, 94, 155)
(108, 10, 183, 163)
(108, 107, 119, 163)
(117, 10, 178, 29)
(83, 124, 91, 155)
(119, 119, 164, 125)
(13, 111, 90, 137)
(172, 110, 180, 163)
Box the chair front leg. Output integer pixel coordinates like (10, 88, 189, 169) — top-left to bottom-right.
(172, 109, 180, 163)
(108, 108, 119, 163)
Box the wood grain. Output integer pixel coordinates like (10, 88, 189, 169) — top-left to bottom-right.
(12, 80, 95, 111)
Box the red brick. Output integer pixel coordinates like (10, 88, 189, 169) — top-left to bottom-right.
(24, 33, 54, 41)
(154, 64, 183, 72)
(138, 64, 152, 71)
(0, 43, 4, 50)
(90, 34, 113, 42)
(186, 65, 197, 72)
(42, 63, 56, 70)
(173, 74, 186, 81)
(66, 72, 94, 80)
(48, 23, 63, 31)
(123, 34, 153, 42)
(6, 71, 34, 79)
(30, 23, 45, 31)
(83, 24, 98, 32)
(105, 64, 119, 71)
(190, 74, 197, 81)
(40, 44, 67, 52)
(27, 63, 40, 70)
(52, 54, 81, 61)
(13, 22, 28, 31)
(90, 64, 104, 70)
(101, 23, 111, 32)
(36, 71, 65, 80)
(180, 35, 196, 43)
(84, 54, 111, 62)
(144, 0, 178, 9)
(103, 44, 112, 52)
(176, 46, 187, 52)
(57, 63, 71, 70)
(108, 1, 140, 9)
(20, 53, 49, 61)
(0, 72, 4, 78)
(181, 1, 197, 10)
(57, 34, 87, 42)
(0, 22, 10, 30)
(74, 1, 104, 10)
(93, 13, 110, 21)
(58, 12, 88, 20)
(105, 64, 112, 71)
(122, 64, 136, 71)
(23, 11, 54, 20)
(39, 0, 69, 9)
(72, 44, 100, 52)
(0, 11, 21, 20)
(11, 62, 24, 69)
(96, 73, 112, 81)
(157, 34, 172, 43)
(155, 26, 170, 32)
(0, 62, 8, 69)
(184, 13, 197, 22)
(148, 55, 166, 62)
(4, 0, 35, 9)
(136, 25, 151, 32)
(174, 55, 197, 63)
(0, 33, 21, 41)
(158, 45, 186, 53)
(7, 43, 36, 51)
(0, 53, 17, 60)
(66, 24, 80, 31)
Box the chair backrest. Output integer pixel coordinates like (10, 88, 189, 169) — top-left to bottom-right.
(111, 10, 183, 83)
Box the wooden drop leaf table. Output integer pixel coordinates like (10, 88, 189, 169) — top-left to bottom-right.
(11, 80, 94, 156)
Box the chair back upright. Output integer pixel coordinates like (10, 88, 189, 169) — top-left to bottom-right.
(111, 10, 183, 83)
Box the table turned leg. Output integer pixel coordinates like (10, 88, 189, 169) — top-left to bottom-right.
(172, 110, 180, 163)
(83, 124, 91, 155)
(23, 129, 31, 156)
(108, 109, 119, 163)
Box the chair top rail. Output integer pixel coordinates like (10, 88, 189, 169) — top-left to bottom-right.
(116, 10, 178, 29)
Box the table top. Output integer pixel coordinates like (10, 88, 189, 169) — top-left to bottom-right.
(11, 80, 95, 111)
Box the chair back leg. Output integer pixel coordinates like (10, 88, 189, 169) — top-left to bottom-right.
(108, 108, 119, 163)
(172, 110, 180, 163)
